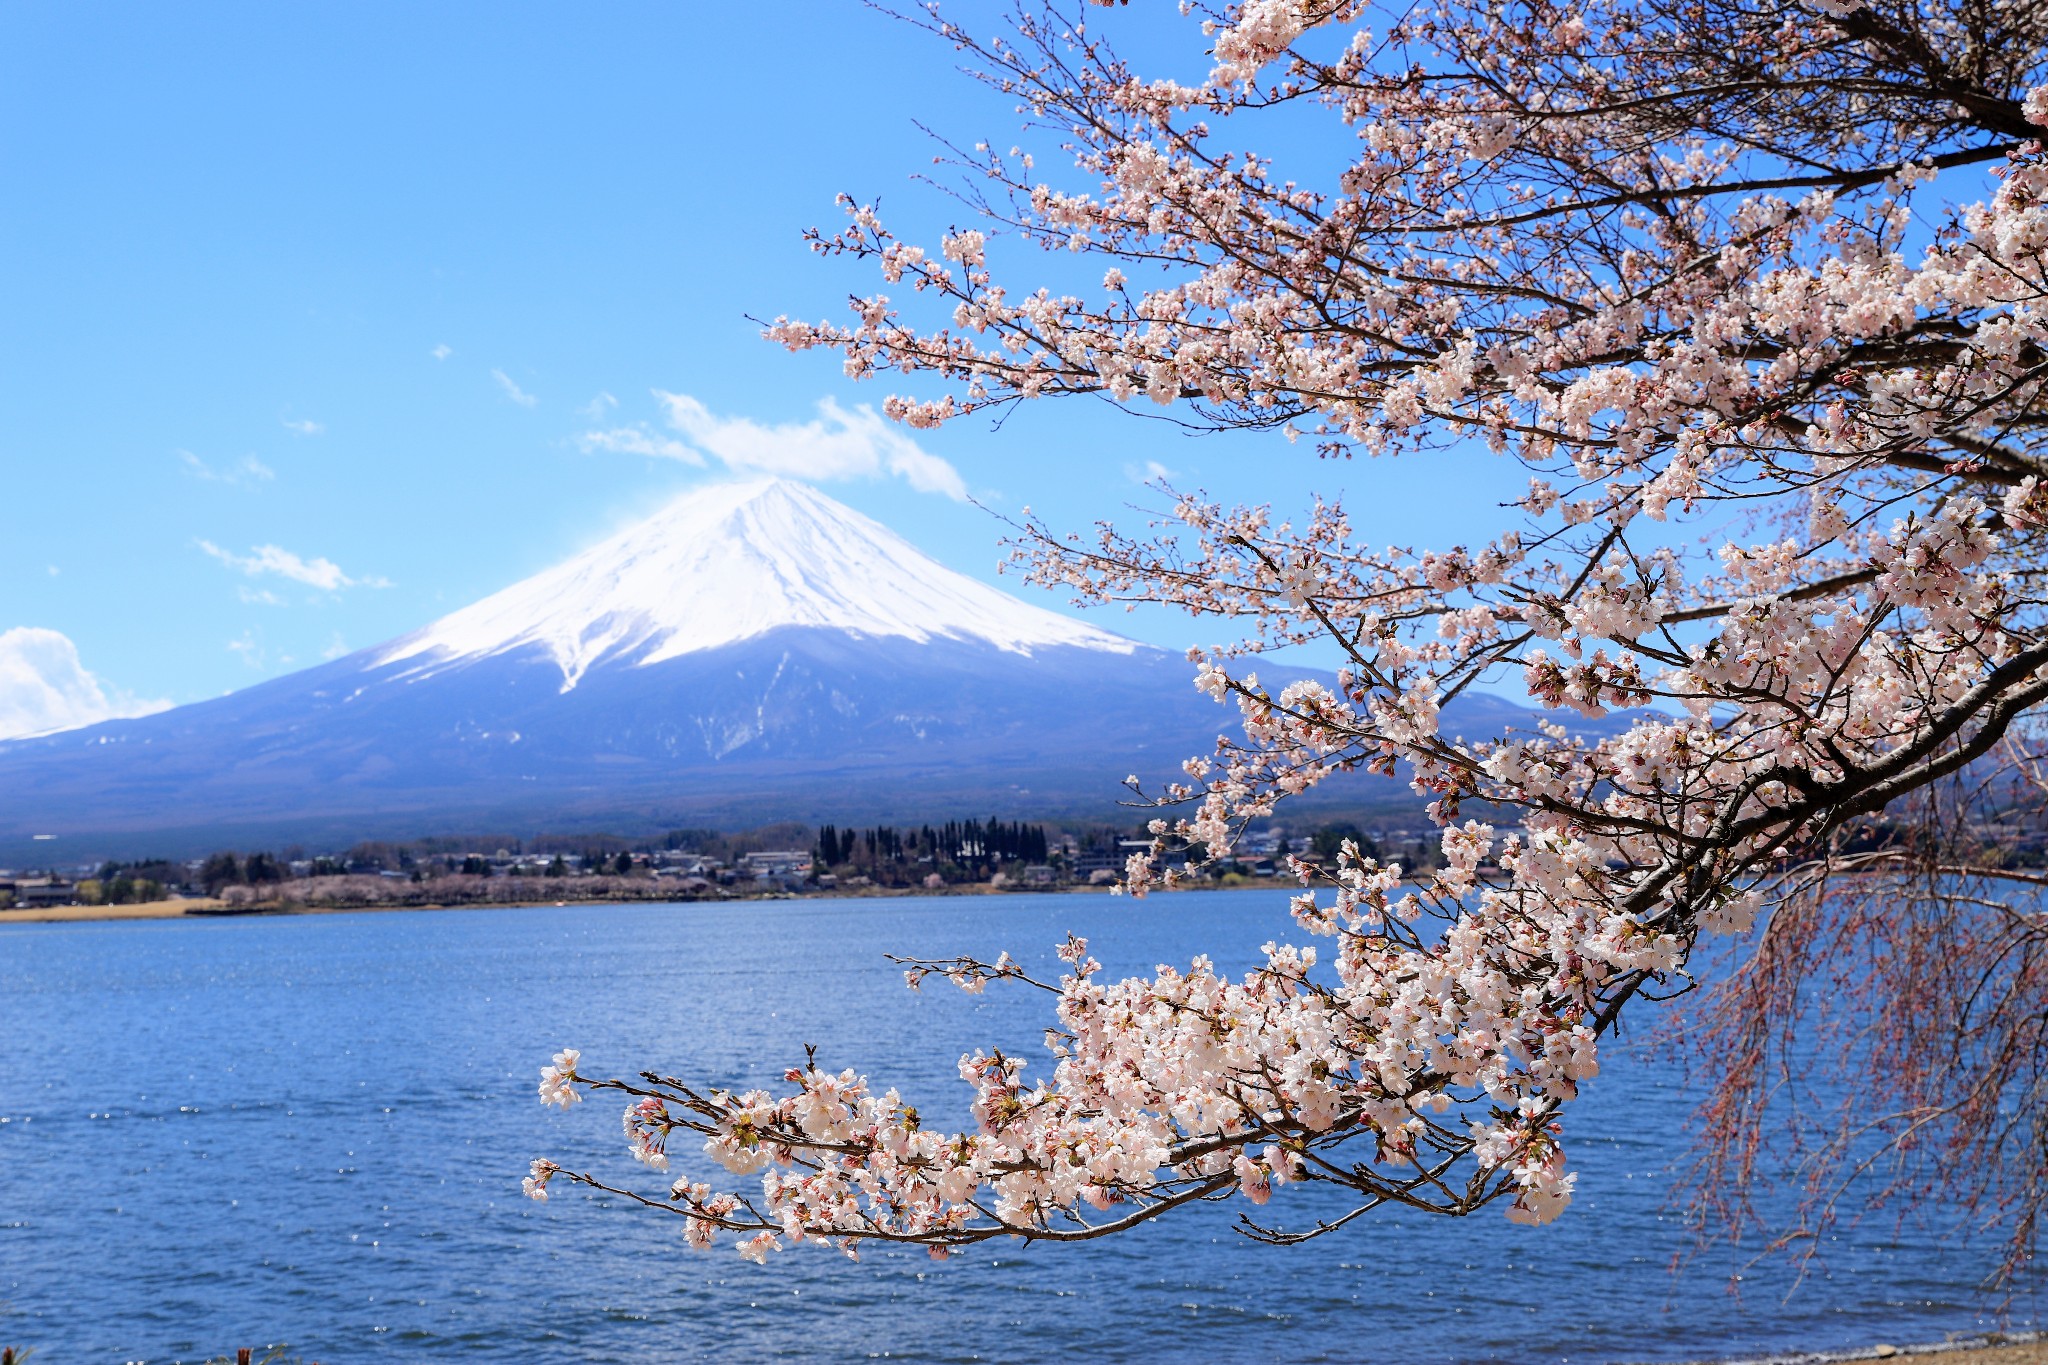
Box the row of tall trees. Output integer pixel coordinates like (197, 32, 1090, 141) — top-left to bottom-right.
(814, 819, 1052, 881)
(197, 851, 290, 892)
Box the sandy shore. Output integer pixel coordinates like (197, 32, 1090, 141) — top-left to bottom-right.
(1, 896, 229, 923)
(0, 896, 554, 924)
(1894, 1344, 2048, 1364)
(0, 896, 582, 924)
(1679, 1335, 2048, 1364)
(0, 880, 1119, 926)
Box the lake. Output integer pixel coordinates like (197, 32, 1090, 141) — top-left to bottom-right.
(1, 890, 2036, 1362)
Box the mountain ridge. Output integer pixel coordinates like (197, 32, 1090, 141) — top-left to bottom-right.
(0, 480, 1609, 860)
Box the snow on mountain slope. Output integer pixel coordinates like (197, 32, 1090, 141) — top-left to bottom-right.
(0, 475, 1647, 857)
(375, 478, 1139, 690)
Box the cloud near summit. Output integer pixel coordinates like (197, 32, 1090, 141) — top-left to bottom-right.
(580, 393, 968, 500)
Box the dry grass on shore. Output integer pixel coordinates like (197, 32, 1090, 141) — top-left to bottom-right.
(0, 871, 1110, 926)
(1, 897, 224, 924)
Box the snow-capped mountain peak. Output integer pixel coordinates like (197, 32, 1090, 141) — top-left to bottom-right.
(375, 478, 1140, 689)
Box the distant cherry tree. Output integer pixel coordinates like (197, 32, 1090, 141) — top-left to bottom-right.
(527, 0, 2048, 1274)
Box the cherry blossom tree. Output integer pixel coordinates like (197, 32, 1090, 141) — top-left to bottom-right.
(528, 0, 2048, 1272)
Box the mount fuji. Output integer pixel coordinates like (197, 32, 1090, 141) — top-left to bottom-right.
(0, 479, 1533, 858)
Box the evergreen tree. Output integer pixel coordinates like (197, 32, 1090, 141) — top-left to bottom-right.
(199, 851, 241, 891)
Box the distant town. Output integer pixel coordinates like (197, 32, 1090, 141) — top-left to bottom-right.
(0, 817, 1454, 912)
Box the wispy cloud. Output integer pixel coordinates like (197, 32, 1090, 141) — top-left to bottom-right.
(322, 633, 351, 660)
(492, 368, 538, 408)
(1124, 459, 1177, 484)
(227, 631, 265, 669)
(431, 343, 452, 361)
(580, 391, 618, 420)
(582, 392, 968, 500)
(578, 425, 702, 463)
(0, 627, 170, 740)
(198, 540, 392, 592)
(237, 586, 287, 606)
(179, 451, 275, 486)
(281, 417, 324, 436)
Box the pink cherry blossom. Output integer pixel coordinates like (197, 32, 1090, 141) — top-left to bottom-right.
(530, 0, 2048, 1273)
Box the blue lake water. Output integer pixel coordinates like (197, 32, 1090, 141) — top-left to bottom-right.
(1, 890, 2037, 1363)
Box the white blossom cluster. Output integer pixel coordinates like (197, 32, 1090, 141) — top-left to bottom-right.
(531, 0, 2048, 1260)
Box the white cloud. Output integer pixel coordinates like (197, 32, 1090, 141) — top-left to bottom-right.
(578, 425, 702, 464)
(431, 343, 452, 361)
(584, 392, 967, 499)
(322, 633, 351, 660)
(581, 391, 618, 420)
(198, 540, 392, 592)
(0, 627, 170, 741)
(1124, 459, 1178, 484)
(179, 451, 275, 486)
(492, 368, 538, 408)
(237, 586, 287, 606)
(227, 631, 265, 668)
(282, 417, 324, 436)
(45, 565, 58, 577)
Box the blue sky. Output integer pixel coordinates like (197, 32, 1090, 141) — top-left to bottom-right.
(0, 2, 1525, 729)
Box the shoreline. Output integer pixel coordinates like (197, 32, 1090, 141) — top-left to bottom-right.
(0, 882, 1130, 926)
(1, 896, 229, 923)
(1677, 1332, 2048, 1364)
